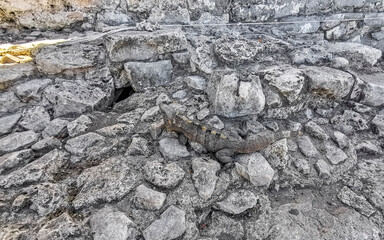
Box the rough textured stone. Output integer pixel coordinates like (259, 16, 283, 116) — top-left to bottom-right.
(235, 152, 275, 187)
(358, 75, 384, 107)
(0, 130, 40, 154)
(0, 92, 25, 116)
(19, 106, 51, 132)
(185, 76, 207, 90)
(293, 158, 311, 175)
(144, 160, 185, 188)
(372, 115, 384, 137)
(127, 136, 149, 155)
(324, 143, 348, 165)
(31, 137, 62, 153)
(0, 113, 21, 137)
(143, 205, 186, 240)
(192, 157, 220, 200)
(105, 29, 187, 62)
(305, 121, 329, 140)
(141, 106, 160, 122)
(29, 183, 68, 216)
(14, 79, 52, 102)
(67, 115, 92, 137)
(297, 136, 319, 157)
(124, 61, 173, 92)
(216, 190, 258, 215)
(331, 110, 369, 132)
(96, 123, 133, 137)
(0, 62, 35, 90)
(214, 38, 263, 65)
(202, 211, 244, 240)
(333, 131, 349, 149)
(159, 138, 190, 161)
(133, 184, 166, 210)
(338, 186, 376, 217)
(64, 132, 106, 157)
(37, 212, 84, 240)
(42, 118, 68, 138)
(315, 159, 331, 179)
(0, 149, 34, 175)
(90, 206, 140, 240)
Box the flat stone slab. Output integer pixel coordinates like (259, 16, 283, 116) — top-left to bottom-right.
(0, 62, 35, 90)
(159, 138, 190, 161)
(19, 106, 51, 132)
(0, 130, 40, 155)
(0, 113, 21, 137)
(327, 42, 382, 66)
(216, 189, 258, 215)
(192, 157, 220, 200)
(133, 184, 166, 210)
(14, 78, 52, 102)
(144, 160, 185, 188)
(297, 136, 319, 157)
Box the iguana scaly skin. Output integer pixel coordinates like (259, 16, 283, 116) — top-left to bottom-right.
(160, 104, 302, 163)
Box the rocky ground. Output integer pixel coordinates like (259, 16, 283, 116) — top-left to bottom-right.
(1, 17, 384, 240)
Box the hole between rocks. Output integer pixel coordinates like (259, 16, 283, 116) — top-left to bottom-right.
(114, 86, 135, 103)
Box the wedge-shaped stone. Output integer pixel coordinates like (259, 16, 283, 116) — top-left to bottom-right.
(192, 157, 220, 200)
(0, 130, 40, 155)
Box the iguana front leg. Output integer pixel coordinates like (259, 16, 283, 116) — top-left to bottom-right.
(215, 148, 235, 163)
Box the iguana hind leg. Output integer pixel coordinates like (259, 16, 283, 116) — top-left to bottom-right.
(215, 148, 235, 164)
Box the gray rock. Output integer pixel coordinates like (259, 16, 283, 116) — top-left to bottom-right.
(14, 79, 52, 102)
(141, 106, 160, 122)
(12, 194, 29, 211)
(143, 205, 186, 240)
(105, 29, 187, 62)
(0, 149, 34, 175)
(297, 136, 319, 157)
(372, 30, 384, 41)
(356, 140, 382, 155)
(331, 110, 369, 132)
(333, 131, 349, 149)
(133, 184, 166, 211)
(190, 44, 218, 74)
(124, 61, 173, 92)
(0, 62, 35, 90)
(97, 124, 133, 137)
(196, 108, 210, 121)
(144, 160, 185, 188)
(0, 92, 25, 115)
(31, 137, 62, 153)
(327, 42, 382, 67)
(172, 90, 187, 99)
(192, 157, 220, 200)
(361, 80, 384, 107)
(159, 138, 190, 161)
(44, 80, 111, 117)
(291, 46, 332, 65)
(315, 159, 331, 179)
(149, 120, 165, 140)
(67, 115, 92, 137)
(207, 116, 224, 130)
(19, 106, 51, 132)
(331, 57, 349, 69)
(29, 183, 68, 217)
(324, 143, 348, 165)
(172, 51, 190, 65)
(35, 44, 103, 74)
(202, 211, 244, 240)
(216, 190, 258, 215)
(335, 0, 366, 8)
(96, 10, 133, 26)
(303, 66, 354, 99)
(305, 121, 329, 140)
(208, 72, 265, 118)
(338, 186, 376, 217)
(90, 206, 140, 240)
(127, 136, 149, 156)
(117, 108, 145, 125)
(148, 8, 190, 24)
(42, 118, 68, 138)
(278, 16, 320, 34)
(372, 115, 384, 137)
(214, 38, 263, 65)
(0, 113, 21, 137)
(185, 76, 207, 90)
(73, 156, 139, 209)
(37, 212, 84, 240)
(0, 130, 40, 155)
(263, 66, 305, 103)
(235, 152, 275, 187)
(64, 132, 106, 157)
(293, 158, 311, 175)
(364, 12, 384, 27)
(261, 138, 289, 169)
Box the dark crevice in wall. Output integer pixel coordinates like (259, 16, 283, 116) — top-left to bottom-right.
(114, 86, 135, 103)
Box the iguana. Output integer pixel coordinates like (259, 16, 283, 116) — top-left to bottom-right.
(160, 104, 302, 163)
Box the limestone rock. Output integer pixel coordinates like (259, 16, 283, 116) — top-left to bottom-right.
(333, 131, 349, 149)
(37, 212, 84, 240)
(144, 160, 185, 188)
(0, 62, 35, 90)
(214, 38, 263, 65)
(31, 137, 62, 153)
(305, 121, 329, 140)
(0, 92, 25, 115)
(324, 143, 348, 165)
(235, 152, 274, 187)
(124, 61, 173, 92)
(338, 186, 376, 217)
(143, 205, 186, 240)
(297, 136, 319, 157)
(64, 132, 106, 157)
(192, 157, 220, 200)
(67, 115, 92, 137)
(202, 211, 244, 240)
(216, 190, 258, 215)
(42, 118, 68, 138)
(19, 106, 51, 132)
(315, 159, 331, 179)
(0, 130, 40, 155)
(185, 76, 207, 90)
(372, 115, 384, 137)
(96, 124, 133, 137)
(141, 106, 161, 122)
(0, 149, 34, 175)
(133, 184, 166, 211)
(159, 138, 190, 161)
(293, 158, 311, 175)
(0, 113, 21, 137)
(105, 29, 187, 62)
(14, 79, 52, 102)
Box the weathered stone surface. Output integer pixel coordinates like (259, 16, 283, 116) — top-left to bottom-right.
(235, 152, 274, 187)
(37, 212, 84, 240)
(333, 131, 349, 149)
(208, 72, 265, 118)
(0, 149, 34, 175)
(324, 143, 348, 165)
(0, 62, 35, 90)
(315, 159, 331, 179)
(293, 158, 311, 175)
(96, 123, 133, 137)
(207, 116, 224, 130)
(127, 136, 149, 156)
(133, 184, 166, 210)
(19, 106, 51, 132)
(327, 42, 382, 67)
(297, 136, 319, 157)
(372, 115, 384, 137)
(331, 110, 369, 132)
(143, 205, 186, 240)
(42, 118, 68, 138)
(358, 75, 384, 107)
(144, 160, 185, 188)
(159, 138, 190, 161)
(73, 156, 139, 209)
(90, 206, 140, 240)
(338, 186, 376, 217)
(29, 183, 68, 216)
(192, 157, 220, 200)
(0, 113, 21, 137)
(0, 130, 40, 154)
(31, 137, 62, 153)
(124, 61, 173, 92)
(202, 211, 244, 240)
(67, 115, 92, 137)
(35, 44, 103, 74)
(105, 29, 187, 62)
(44, 80, 110, 117)
(0, 92, 25, 115)
(303, 66, 354, 99)
(305, 121, 329, 140)
(148, 8, 190, 24)
(214, 38, 263, 65)
(261, 138, 289, 169)
(141, 106, 160, 122)
(216, 190, 258, 215)
(64, 132, 106, 157)
(190, 44, 218, 74)
(185, 76, 207, 90)
(291, 46, 332, 65)
(172, 90, 187, 99)
(356, 140, 382, 155)
(14, 79, 52, 102)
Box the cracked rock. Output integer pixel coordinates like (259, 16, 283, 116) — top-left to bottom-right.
(19, 106, 51, 132)
(143, 205, 186, 240)
(37, 212, 85, 240)
(0, 149, 34, 175)
(64, 132, 106, 157)
(338, 186, 376, 217)
(192, 157, 220, 200)
(42, 118, 68, 138)
(297, 136, 319, 157)
(144, 160, 185, 188)
(216, 190, 258, 215)
(324, 143, 348, 165)
(0, 130, 40, 155)
(305, 121, 329, 140)
(315, 159, 331, 179)
(0, 113, 21, 137)
(159, 138, 190, 161)
(14, 78, 52, 102)
(133, 184, 166, 211)
(67, 115, 92, 137)
(127, 136, 149, 156)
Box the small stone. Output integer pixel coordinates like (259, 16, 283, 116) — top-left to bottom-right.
(0, 131, 40, 155)
(144, 161, 185, 188)
(192, 157, 220, 200)
(0, 92, 25, 115)
(127, 136, 149, 156)
(37, 212, 84, 240)
(96, 124, 133, 137)
(372, 115, 384, 137)
(356, 141, 382, 155)
(159, 138, 190, 161)
(29, 183, 68, 216)
(64, 132, 106, 156)
(315, 159, 331, 179)
(305, 121, 329, 140)
(333, 131, 349, 149)
(190, 142, 207, 154)
(19, 106, 51, 132)
(67, 115, 92, 137)
(324, 143, 348, 165)
(12, 194, 29, 211)
(141, 106, 160, 122)
(293, 158, 311, 175)
(133, 184, 166, 211)
(331, 57, 349, 69)
(14, 79, 52, 102)
(31, 137, 62, 153)
(118, 108, 145, 125)
(207, 116, 224, 130)
(90, 206, 140, 240)
(0, 113, 21, 137)
(172, 90, 187, 99)
(216, 190, 258, 215)
(42, 118, 69, 138)
(185, 76, 207, 90)
(143, 205, 186, 240)
(235, 152, 275, 187)
(0, 149, 34, 175)
(297, 136, 319, 157)
(338, 186, 376, 217)
(172, 51, 190, 64)
(149, 120, 164, 139)
(196, 108, 210, 121)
